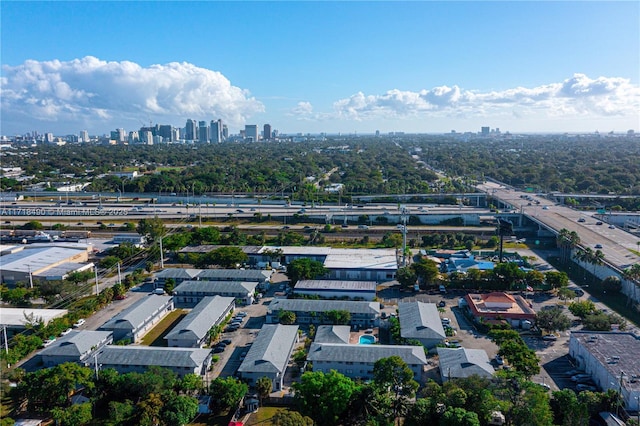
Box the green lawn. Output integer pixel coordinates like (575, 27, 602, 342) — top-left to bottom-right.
(140, 310, 187, 346)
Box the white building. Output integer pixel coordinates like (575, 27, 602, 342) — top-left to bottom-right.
(165, 296, 235, 348)
(237, 324, 299, 390)
(569, 331, 640, 411)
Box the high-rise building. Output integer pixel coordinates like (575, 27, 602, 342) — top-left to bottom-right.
(158, 125, 172, 142)
(263, 124, 272, 141)
(245, 125, 258, 142)
(128, 131, 139, 144)
(210, 119, 222, 143)
(172, 128, 181, 142)
(185, 119, 197, 141)
(481, 126, 490, 135)
(222, 125, 228, 140)
(80, 130, 89, 143)
(141, 130, 153, 145)
(198, 121, 209, 143)
(117, 128, 126, 143)
(45, 133, 54, 143)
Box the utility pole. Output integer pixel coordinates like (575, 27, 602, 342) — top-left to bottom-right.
(159, 237, 164, 269)
(28, 265, 34, 289)
(94, 265, 99, 295)
(401, 207, 409, 267)
(94, 352, 100, 380)
(117, 262, 122, 285)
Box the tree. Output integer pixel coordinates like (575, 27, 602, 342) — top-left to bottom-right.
(411, 257, 439, 287)
(292, 370, 360, 426)
(286, 258, 328, 285)
(557, 286, 576, 303)
(602, 276, 622, 293)
(207, 246, 248, 268)
(16, 362, 94, 412)
(163, 278, 176, 294)
(492, 262, 526, 290)
(535, 307, 571, 333)
(256, 376, 273, 405)
(568, 300, 597, 318)
(51, 402, 93, 426)
(396, 266, 418, 289)
(545, 271, 569, 289)
(136, 216, 166, 243)
(441, 407, 481, 426)
(271, 410, 314, 426)
(524, 270, 545, 289)
(108, 400, 136, 424)
(161, 394, 199, 426)
(209, 377, 248, 412)
(323, 310, 351, 325)
(22, 220, 44, 230)
(373, 355, 419, 423)
(136, 392, 164, 426)
(550, 389, 590, 426)
(557, 228, 580, 264)
(278, 310, 296, 325)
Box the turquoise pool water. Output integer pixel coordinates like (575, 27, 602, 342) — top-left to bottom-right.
(359, 335, 376, 344)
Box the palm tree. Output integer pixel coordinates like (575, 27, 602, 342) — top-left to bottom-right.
(557, 228, 580, 264)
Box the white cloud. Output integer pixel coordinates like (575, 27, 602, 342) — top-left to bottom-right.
(331, 74, 640, 122)
(1, 56, 264, 133)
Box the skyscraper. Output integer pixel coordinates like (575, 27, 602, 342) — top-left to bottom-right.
(222, 125, 228, 140)
(263, 124, 272, 141)
(198, 121, 209, 143)
(80, 130, 89, 143)
(210, 119, 222, 143)
(244, 125, 258, 142)
(158, 125, 172, 142)
(185, 119, 197, 141)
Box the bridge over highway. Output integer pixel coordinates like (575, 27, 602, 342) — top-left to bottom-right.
(477, 181, 640, 297)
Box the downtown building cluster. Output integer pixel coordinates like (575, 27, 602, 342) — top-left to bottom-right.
(3, 120, 278, 145)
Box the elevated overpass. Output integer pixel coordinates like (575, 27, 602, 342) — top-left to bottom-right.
(477, 181, 640, 299)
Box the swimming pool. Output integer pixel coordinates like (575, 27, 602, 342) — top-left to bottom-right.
(359, 335, 376, 345)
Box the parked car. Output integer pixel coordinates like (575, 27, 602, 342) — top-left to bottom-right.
(438, 301, 446, 308)
(495, 355, 504, 365)
(220, 339, 233, 345)
(571, 374, 592, 382)
(542, 334, 557, 341)
(576, 384, 597, 392)
(441, 318, 451, 325)
(73, 319, 85, 328)
(42, 338, 57, 347)
(213, 346, 225, 353)
(60, 328, 73, 336)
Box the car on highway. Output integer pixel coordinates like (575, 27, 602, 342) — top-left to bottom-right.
(596, 221, 603, 225)
(542, 334, 558, 341)
(594, 244, 603, 249)
(609, 225, 615, 229)
(578, 218, 586, 223)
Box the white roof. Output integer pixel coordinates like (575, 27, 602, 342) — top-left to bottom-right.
(0, 308, 68, 326)
(323, 248, 397, 270)
(0, 246, 87, 273)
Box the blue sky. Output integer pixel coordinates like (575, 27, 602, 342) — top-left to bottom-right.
(2, 1, 639, 136)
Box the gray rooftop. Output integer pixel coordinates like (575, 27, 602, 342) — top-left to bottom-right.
(40, 330, 112, 358)
(173, 280, 258, 294)
(165, 296, 235, 342)
(571, 331, 640, 392)
(308, 343, 428, 365)
(99, 295, 173, 331)
(399, 301, 447, 341)
(197, 269, 271, 281)
(437, 347, 495, 380)
(268, 299, 380, 315)
(154, 268, 201, 280)
(295, 280, 377, 291)
(95, 346, 211, 369)
(179, 245, 264, 254)
(237, 324, 299, 375)
(314, 325, 351, 344)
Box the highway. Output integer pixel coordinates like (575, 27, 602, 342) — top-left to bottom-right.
(477, 182, 640, 271)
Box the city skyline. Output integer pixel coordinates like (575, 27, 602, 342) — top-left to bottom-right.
(1, 1, 639, 136)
